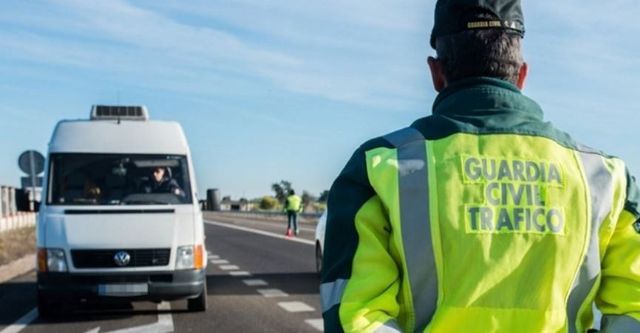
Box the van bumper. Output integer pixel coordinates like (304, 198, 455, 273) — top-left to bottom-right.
(37, 269, 206, 301)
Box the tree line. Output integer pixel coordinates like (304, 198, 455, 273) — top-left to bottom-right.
(258, 180, 328, 212)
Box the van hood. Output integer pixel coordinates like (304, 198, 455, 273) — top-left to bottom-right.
(49, 209, 194, 249)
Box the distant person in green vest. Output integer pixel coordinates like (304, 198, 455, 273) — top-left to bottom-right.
(284, 189, 303, 236)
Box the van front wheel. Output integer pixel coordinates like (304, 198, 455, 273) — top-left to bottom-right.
(187, 284, 208, 312)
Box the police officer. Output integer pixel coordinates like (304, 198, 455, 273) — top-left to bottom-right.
(321, 1, 640, 332)
(284, 189, 303, 236)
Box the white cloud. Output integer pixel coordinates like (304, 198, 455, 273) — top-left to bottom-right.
(0, 0, 432, 109)
(525, 1, 640, 82)
(150, 0, 429, 35)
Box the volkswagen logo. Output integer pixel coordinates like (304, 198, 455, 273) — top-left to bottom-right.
(114, 251, 131, 267)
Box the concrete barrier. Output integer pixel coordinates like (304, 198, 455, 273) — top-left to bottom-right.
(0, 212, 36, 233)
(0, 185, 35, 233)
(1, 186, 18, 218)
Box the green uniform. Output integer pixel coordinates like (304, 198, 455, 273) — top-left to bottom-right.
(321, 77, 640, 333)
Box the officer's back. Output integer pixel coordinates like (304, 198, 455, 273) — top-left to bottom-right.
(320, 1, 640, 332)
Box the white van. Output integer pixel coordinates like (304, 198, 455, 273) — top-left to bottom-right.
(36, 105, 207, 316)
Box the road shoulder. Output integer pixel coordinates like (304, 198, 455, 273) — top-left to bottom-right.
(0, 254, 35, 284)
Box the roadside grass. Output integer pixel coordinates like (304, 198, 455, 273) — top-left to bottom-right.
(0, 227, 35, 266)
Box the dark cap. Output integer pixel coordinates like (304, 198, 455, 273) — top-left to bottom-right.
(430, 0, 525, 48)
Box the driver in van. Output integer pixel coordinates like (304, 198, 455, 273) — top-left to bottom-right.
(143, 167, 185, 197)
(83, 178, 102, 202)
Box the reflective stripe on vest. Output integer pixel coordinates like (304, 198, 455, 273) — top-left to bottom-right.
(320, 279, 348, 313)
(384, 127, 438, 332)
(601, 314, 640, 332)
(567, 151, 614, 333)
(373, 320, 403, 333)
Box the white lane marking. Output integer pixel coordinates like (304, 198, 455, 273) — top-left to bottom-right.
(204, 220, 314, 246)
(257, 288, 289, 298)
(210, 259, 229, 264)
(219, 265, 239, 271)
(96, 301, 174, 333)
(305, 319, 324, 331)
(156, 302, 174, 332)
(229, 271, 251, 276)
(208, 255, 220, 259)
(242, 279, 268, 286)
(278, 301, 315, 313)
(0, 308, 38, 333)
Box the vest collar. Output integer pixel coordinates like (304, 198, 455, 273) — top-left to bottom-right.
(432, 77, 543, 121)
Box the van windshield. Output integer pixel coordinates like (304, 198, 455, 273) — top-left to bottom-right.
(48, 154, 193, 205)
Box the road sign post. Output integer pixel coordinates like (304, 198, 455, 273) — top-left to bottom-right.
(18, 150, 45, 211)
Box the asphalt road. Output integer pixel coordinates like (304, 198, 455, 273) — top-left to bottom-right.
(0, 217, 323, 333)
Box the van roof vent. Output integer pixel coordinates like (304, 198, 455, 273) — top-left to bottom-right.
(90, 105, 149, 121)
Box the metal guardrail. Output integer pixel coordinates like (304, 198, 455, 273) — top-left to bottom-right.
(205, 210, 323, 223)
(223, 210, 322, 218)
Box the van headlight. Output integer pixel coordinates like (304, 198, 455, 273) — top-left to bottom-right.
(38, 248, 68, 273)
(175, 245, 204, 270)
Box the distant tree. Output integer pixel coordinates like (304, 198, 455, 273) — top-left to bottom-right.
(318, 190, 329, 202)
(222, 196, 231, 202)
(301, 190, 316, 208)
(259, 196, 279, 210)
(271, 180, 293, 203)
(271, 183, 285, 203)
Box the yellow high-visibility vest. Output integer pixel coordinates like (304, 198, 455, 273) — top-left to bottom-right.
(321, 78, 640, 333)
(286, 194, 302, 212)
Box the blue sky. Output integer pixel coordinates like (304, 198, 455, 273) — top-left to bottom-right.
(0, 1, 638, 199)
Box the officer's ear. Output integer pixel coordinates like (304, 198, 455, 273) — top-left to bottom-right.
(427, 56, 447, 92)
(516, 62, 528, 90)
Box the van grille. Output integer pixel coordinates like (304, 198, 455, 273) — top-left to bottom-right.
(71, 249, 171, 268)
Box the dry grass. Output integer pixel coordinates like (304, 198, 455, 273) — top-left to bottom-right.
(0, 227, 35, 266)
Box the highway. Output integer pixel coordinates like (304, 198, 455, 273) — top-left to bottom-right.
(0, 216, 323, 333)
